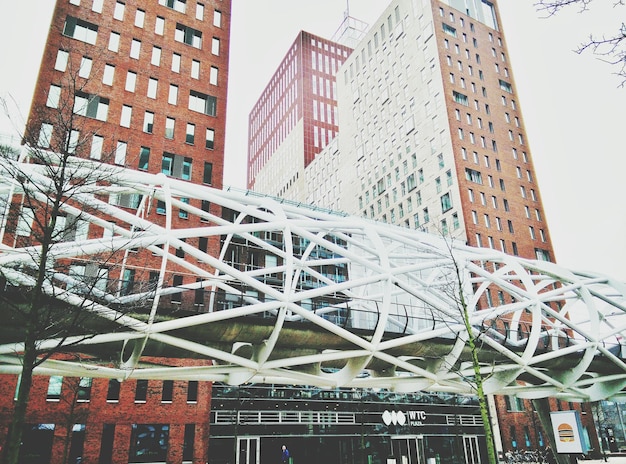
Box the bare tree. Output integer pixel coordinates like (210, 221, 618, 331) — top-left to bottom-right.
(433, 232, 578, 464)
(441, 240, 499, 464)
(0, 40, 144, 464)
(534, 0, 626, 85)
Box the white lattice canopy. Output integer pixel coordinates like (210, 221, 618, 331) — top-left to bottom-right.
(1, 155, 625, 401)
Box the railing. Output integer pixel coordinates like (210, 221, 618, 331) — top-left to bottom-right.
(212, 410, 356, 425)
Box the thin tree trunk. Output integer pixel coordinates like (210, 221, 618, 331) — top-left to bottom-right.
(4, 338, 37, 464)
(458, 271, 497, 464)
(4, 240, 50, 464)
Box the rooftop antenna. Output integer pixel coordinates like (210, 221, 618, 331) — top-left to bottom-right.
(345, 0, 350, 18)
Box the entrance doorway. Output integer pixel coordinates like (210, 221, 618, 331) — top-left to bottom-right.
(391, 436, 426, 464)
(462, 435, 481, 464)
(236, 437, 259, 464)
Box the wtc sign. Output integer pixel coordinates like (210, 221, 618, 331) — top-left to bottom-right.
(382, 410, 427, 427)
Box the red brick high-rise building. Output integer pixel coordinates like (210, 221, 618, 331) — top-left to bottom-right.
(28, 0, 229, 191)
(246, 31, 354, 194)
(246, 0, 600, 458)
(0, 0, 231, 463)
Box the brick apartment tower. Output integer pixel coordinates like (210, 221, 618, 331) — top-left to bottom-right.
(247, 0, 600, 457)
(246, 31, 353, 195)
(0, 0, 231, 463)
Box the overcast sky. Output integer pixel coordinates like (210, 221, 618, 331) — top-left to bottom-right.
(0, 1, 624, 282)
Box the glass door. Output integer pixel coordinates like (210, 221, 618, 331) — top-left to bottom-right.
(462, 435, 481, 464)
(236, 437, 259, 464)
(391, 436, 425, 464)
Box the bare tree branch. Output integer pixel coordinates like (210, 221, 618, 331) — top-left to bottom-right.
(534, 0, 626, 85)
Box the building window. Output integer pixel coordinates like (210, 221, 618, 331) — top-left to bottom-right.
(159, 0, 186, 13)
(92, 0, 103, 12)
(203, 162, 213, 184)
(115, 141, 127, 165)
(179, 198, 189, 219)
(120, 105, 132, 128)
(168, 84, 178, 105)
(138, 147, 150, 170)
(162, 152, 192, 180)
(453, 91, 468, 106)
(46, 84, 61, 108)
(183, 424, 195, 461)
(18, 423, 55, 463)
(47, 376, 63, 401)
(172, 275, 183, 303)
(129, 424, 169, 463)
(211, 37, 220, 55)
(196, 2, 204, 20)
(165, 117, 175, 139)
(148, 78, 158, 99)
(175, 23, 202, 48)
(54, 49, 69, 71)
(102, 64, 115, 85)
(186, 123, 195, 144)
(63, 16, 98, 44)
(465, 168, 482, 184)
(108, 31, 120, 52)
(189, 90, 217, 116)
(440, 193, 452, 212)
(151, 46, 162, 66)
(535, 248, 550, 261)
(161, 380, 174, 402)
(155, 16, 165, 35)
(143, 111, 154, 133)
(200, 201, 211, 221)
(78, 56, 92, 78)
(67, 129, 80, 154)
(499, 79, 513, 93)
(125, 70, 137, 92)
(191, 59, 200, 79)
(135, 9, 145, 28)
(172, 53, 181, 72)
(156, 200, 166, 215)
(113, 1, 125, 20)
(107, 379, 121, 402)
(135, 379, 148, 402)
(90, 134, 103, 159)
(213, 9, 222, 27)
(209, 66, 218, 85)
(77, 377, 92, 402)
(110, 193, 142, 210)
(187, 381, 198, 402)
(130, 39, 141, 59)
(73, 93, 109, 121)
(16, 206, 34, 236)
(407, 173, 416, 191)
(442, 23, 456, 37)
(205, 128, 215, 149)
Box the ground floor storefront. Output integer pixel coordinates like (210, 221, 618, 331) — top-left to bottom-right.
(209, 385, 488, 464)
(209, 433, 485, 464)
